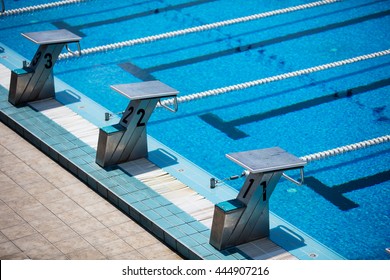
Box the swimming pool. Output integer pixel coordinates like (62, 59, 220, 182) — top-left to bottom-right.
(1, 0, 389, 260)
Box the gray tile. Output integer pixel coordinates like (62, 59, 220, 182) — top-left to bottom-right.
(110, 221, 145, 239)
(54, 236, 92, 255)
(69, 217, 106, 235)
(41, 225, 78, 244)
(24, 243, 63, 260)
(0, 231, 9, 243)
(0, 208, 25, 229)
(60, 182, 93, 197)
(95, 238, 135, 258)
(138, 242, 178, 260)
(0, 185, 30, 203)
(124, 231, 160, 250)
(82, 228, 120, 246)
(57, 206, 93, 225)
(44, 170, 80, 189)
(6, 195, 42, 212)
(33, 188, 68, 205)
(84, 200, 117, 217)
(110, 250, 147, 260)
(1, 223, 37, 241)
(66, 247, 106, 260)
(1, 251, 30, 260)
(22, 180, 56, 196)
(70, 191, 103, 208)
(16, 205, 57, 223)
(2, 167, 44, 187)
(13, 233, 51, 251)
(0, 172, 17, 190)
(0, 241, 22, 258)
(95, 210, 130, 227)
(0, 105, 183, 261)
(29, 216, 67, 234)
(45, 197, 80, 214)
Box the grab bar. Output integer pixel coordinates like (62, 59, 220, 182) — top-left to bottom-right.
(66, 42, 81, 56)
(282, 168, 304, 186)
(158, 96, 178, 113)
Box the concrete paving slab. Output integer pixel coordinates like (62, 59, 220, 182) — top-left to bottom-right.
(0, 122, 182, 260)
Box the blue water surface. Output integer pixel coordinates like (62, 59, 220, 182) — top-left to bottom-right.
(1, 0, 389, 259)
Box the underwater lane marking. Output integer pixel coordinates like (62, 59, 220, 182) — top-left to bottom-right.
(118, 62, 156, 81)
(51, 0, 217, 38)
(199, 77, 390, 139)
(304, 170, 390, 211)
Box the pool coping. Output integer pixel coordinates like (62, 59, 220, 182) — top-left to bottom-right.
(0, 43, 345, 260)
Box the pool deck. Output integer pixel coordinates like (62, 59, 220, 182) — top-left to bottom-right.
(0, 60, 343, 260)
(0, 121, 182, 260)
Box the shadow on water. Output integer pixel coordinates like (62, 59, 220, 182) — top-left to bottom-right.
(145, 10, 390, 73)
(52, 3, 389, 73)
(303, 148, 390, 176)
(199, 77, 390, 139)
(145, 62, 390, 126)
(52, 0, 218, 37)
(134, 0, 390, 61)
(0, 0, 156, 31)
(304, 170, 390, 211)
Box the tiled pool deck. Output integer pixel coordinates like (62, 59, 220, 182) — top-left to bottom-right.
(0, 57, 344, 260)
(0, 121, 182, 260)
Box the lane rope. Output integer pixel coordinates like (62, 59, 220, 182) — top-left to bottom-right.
(157, 49, 390, 107)
(0, 0, 88, 16)
(213, 135, 389, 187)
(58, 0, 341, 59)
(301, 135, 390, 163)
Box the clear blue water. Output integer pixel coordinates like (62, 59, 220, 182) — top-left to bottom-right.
(1, 0, 389, 260)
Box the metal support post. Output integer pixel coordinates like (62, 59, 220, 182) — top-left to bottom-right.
(210, 147, 306, 250)
(8, 29, 81, 105)
(96, 81, 178, 167)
